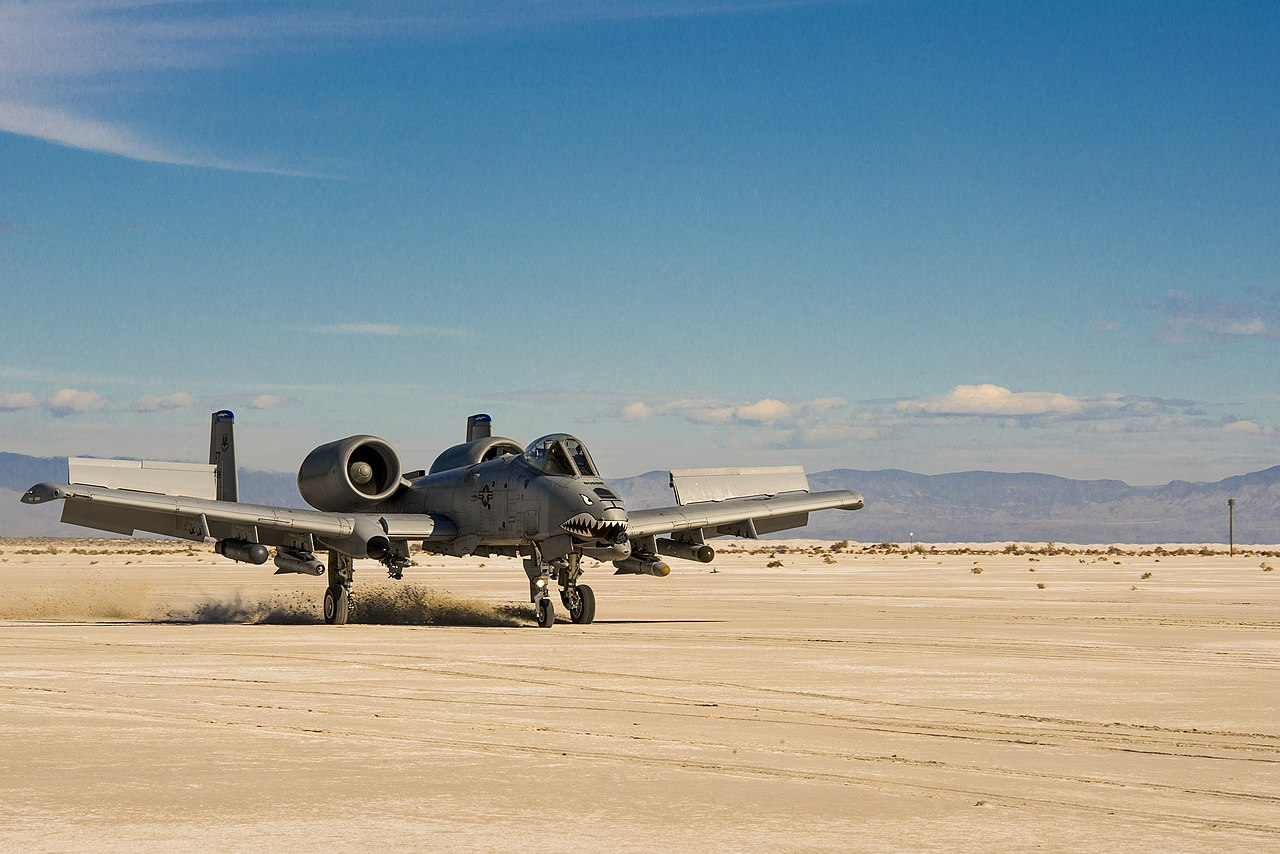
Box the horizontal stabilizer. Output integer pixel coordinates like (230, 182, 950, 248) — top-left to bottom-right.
(68, 458, 217, 499)
(669, 466, 808, 505)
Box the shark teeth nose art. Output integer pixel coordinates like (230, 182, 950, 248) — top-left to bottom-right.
(560, 513, 629, 540)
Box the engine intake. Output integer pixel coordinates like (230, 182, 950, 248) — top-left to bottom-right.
(298, 435, 403, 511)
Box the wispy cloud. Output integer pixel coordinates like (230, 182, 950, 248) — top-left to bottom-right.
(308, 322, 470, 337)
(0, 0, 828, 172)
(131, 391, 196, 412)
(1150, 289, 1280, 342)
(893, 384, 1205, 425)
(614, 395, 856, 448)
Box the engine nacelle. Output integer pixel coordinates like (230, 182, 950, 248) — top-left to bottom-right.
(298, 435, 403, 512)
(429, 436, 525, 474)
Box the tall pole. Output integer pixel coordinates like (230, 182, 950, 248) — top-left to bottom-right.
(1228, 498, 1235, 556)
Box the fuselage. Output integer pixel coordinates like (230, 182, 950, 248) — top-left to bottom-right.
(376, 448, 631, 560)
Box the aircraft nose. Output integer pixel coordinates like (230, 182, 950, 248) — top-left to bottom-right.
(560, 502, 629, 542)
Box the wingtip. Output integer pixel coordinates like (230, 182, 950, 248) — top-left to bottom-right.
(21, 482, 65, 504)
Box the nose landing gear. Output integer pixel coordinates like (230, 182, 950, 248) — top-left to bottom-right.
(523, 550, 596, 627)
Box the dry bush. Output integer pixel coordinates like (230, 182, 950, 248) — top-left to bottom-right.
(1141, 571, 1153, 579)
(766, 559, 783, 568)
(1036, 582, 1046, 589)
(971, 567, 984, 574)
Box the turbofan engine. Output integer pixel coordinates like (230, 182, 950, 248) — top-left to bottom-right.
(297, 435, 403, 512)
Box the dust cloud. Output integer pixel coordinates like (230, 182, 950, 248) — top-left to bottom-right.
(0, 580, 162, 621)
(0, 578, 530, 627)
(174, 584, 529, 627)
(343, 583, 529, 627)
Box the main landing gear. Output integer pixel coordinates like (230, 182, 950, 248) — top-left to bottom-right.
(324, 551, 355, 625)
(523, 550, 595, 628)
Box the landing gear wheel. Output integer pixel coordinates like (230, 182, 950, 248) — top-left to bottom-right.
(567, 584, 595, 624)
(323, 585, 350, 625)
(536, 597, 555, 628)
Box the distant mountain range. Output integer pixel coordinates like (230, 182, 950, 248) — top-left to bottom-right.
(2, 451, 1276, 544)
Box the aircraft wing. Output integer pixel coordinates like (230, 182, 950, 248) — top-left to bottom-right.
(626, 489, 863, 540)
(20, 482, 456, 552)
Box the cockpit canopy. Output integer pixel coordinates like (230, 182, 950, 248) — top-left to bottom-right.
(522, 434, 600, 477)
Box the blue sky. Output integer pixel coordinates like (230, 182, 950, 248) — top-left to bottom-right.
(1, 0, 1277, 485)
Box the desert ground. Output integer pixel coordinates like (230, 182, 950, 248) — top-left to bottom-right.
(1, 538, 1278, 852)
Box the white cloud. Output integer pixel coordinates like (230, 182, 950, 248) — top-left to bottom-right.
(614, 396, 853, 446)
(622, 401, 654, 421)
(899, 384, 1085, 417)
(735, 399, 791, 423)
(251, 394, 287, 410)
(1222, 420, 1273, 436)
(0, 391, 41, 411)
(131, 391, 196, 412)
(46, 388, 107, 416)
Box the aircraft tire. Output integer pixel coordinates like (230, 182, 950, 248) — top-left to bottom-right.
(569, 585, 596, 625)
(536, 597, 555, 628)
(324, 585, 349, 625)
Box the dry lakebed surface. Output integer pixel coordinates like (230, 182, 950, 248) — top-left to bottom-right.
(1, 538, 1277, 852)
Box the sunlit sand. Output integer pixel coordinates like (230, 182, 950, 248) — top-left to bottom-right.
(2, 538, 1277, 851)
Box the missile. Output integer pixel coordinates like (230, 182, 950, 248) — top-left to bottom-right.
(215, 538, 268, 565)
(656, 538, 715, 563)
(273, 550, 325, 576)
(612, 555, 671, 577)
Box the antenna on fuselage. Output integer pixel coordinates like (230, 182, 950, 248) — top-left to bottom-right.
(467, 414, 492, 442)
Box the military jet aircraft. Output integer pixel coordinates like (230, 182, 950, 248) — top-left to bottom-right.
(21, 411, 863, 626)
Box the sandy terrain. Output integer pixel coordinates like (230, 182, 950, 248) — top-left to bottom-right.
(1, 538, 1278, 852)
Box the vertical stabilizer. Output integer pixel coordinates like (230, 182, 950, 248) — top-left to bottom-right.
(209, 410, 238, 502)
(467, 413, 492, 442)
